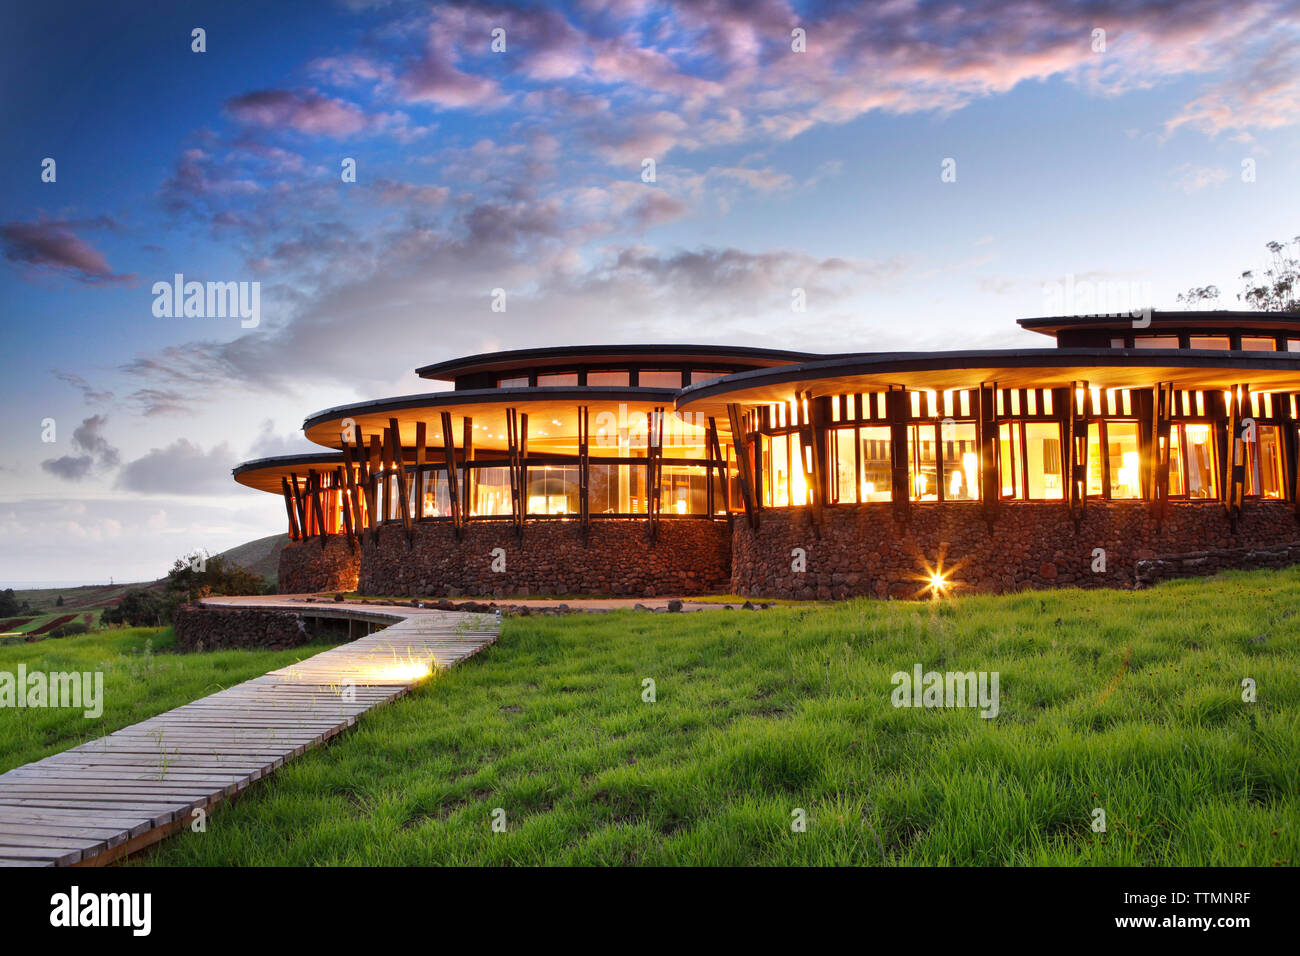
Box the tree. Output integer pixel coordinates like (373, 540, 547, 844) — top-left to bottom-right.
(101, 589, 168, 627)
(165, 554, 263, 603)
(1176, 236, 1300, 313)
(55, 595, 64, 607)
(0, 589, 17, 618)
(1239, 237, 1299, 311)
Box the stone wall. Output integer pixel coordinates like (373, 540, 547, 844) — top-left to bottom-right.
(1136, 540, 1300, 586)
(278, 536, 361, 594)
(357, 519, 731, 597)
(173, 604, 311, 651)
(730, 500, 1300, 599)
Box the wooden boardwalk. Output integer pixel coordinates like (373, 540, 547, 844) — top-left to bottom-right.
(0, 598, 498, 866)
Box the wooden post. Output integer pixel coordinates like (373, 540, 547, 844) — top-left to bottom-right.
(707, 416, 726, 519)
(307, 470, 328, 550)
(1226, 385, 1249, 527)
(726, 403, 759, 530)
(461, 416, 474, 520)
(339, 438, 364, 542)
(801, 392, 826, 534)
(412, 421, 427, 522)
(647, 406, 665, 543)
(577, 405, 590, 542)
(887, 386, 910, 523)
(439, 411, 462, 539)
(335, 467, 356, 549)
(368, 434, 384, 531)
(977, 382, 999, 525)
(281, 477, 301, 541)
(386, 418, 414, 547)
(1148, 383, 1174, 525)
(289, 473, 309, 539)
(1070, 380, 1089, 520)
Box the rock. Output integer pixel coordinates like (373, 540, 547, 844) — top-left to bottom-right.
(667, 599, 683, 612)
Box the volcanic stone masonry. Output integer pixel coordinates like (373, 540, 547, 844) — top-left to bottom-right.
(730, 501, 1300, 600)
(278, 535, 362, 593)
(353, 519, 731, 598)
(173, 604, 312, 651)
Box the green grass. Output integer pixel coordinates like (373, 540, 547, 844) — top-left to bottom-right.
(0, 627, 340, 773)
(135, 568, 1298, 866)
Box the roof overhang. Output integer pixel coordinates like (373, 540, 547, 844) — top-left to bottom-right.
(675, 348, 1300, 416)
(414, 344, 819, 380)
(233, 453, 347, 493)
(302, 386, 686, 452)
(1018, 311, 1300, 337)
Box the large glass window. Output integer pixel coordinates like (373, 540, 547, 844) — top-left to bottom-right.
(1025, 423, 1064, 499)
(1107, 422, 1142, 499)
(941, 423, 979, 501)
(860, 427, 891, 501)
(536, 372, 578, 387)
(1181, 423, 1217, 499)
(471, 466, 512, 516)
(1241, 336, 1277, 352)
(1247, 424, 1286, 498)
(1085, 424, 1104, 497)
(638, 370, 684, 388)
(908, 426, 939, 501)
(659, 465, 708, 515)
(1188, 336, 1229, 350)
(831, 427, 856, 503)
(1134, 336, 1179, 349)
(586, 370, 630, 386)
(497, 375, 528, 388)
(527, 465, 579, 514)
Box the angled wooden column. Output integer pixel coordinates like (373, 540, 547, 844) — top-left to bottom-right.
(367, 434, 384, 531)
(1148, 382, 1174, 525)
(339, 433, 365, 544)
(1226, 385, 1249, 527)
(280, 477, 301, 541)
(725, 403, 759, 531)
(1280, 392, 1300, 519)
(506, 408, 528, 541)
(412, 421, 427, 523)
(289, 473, 310, 540)
(800, 392, 826, 534)
(887, 386, 910, 523)
(307, 470, 328, 550)
(707, 416, 726, 519)
(1068, 380, 1089, 520)
(977, 382, 999, 525)
(386, 418, 414, 547)
(461, 416, 474, 520)
(438, 412, 462, 539)
(647, 406, 665, 543)
(577, 405, 590, 541)
(334, 466, 356, 549)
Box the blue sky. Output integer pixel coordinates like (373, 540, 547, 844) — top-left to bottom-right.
(2, 0, 1298, 583)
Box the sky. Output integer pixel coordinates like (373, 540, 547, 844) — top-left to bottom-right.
(1, 0, 1298, 584)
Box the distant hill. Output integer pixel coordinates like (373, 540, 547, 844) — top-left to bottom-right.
(212, 533, 289, 584)
(8, 532, 288, 615)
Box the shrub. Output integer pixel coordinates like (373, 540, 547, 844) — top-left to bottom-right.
(50, 621, 90, 638)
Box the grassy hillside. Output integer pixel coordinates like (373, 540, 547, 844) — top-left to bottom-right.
(139, 568, 1298, 866)
(0, 627, 342, 774)
(2, 532, 287, 639)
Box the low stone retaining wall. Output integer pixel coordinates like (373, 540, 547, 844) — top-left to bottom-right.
(731, 500, 1299, 600)
(278, 536, 361, 594)
(357, 519, 731, 597)
(1136, 540, 1300, 586)
(173, 604, 312, 651)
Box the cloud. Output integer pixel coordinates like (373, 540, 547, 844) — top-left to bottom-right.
(39, 415, 121, 481)
(1, 219, 134, 284)
(116, 439, 237, 495)
(52, 370, 114, 405)
(226, 89, 371, 138)
(1168, 162, 1230, 193)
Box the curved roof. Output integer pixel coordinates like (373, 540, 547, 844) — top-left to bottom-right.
(415, 343, 818, 380)
(675, 348, 1300, 415)
(302, 386, 685, 451)
(233, 453, 347, 493)
(1018, 310, 1300, 337)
